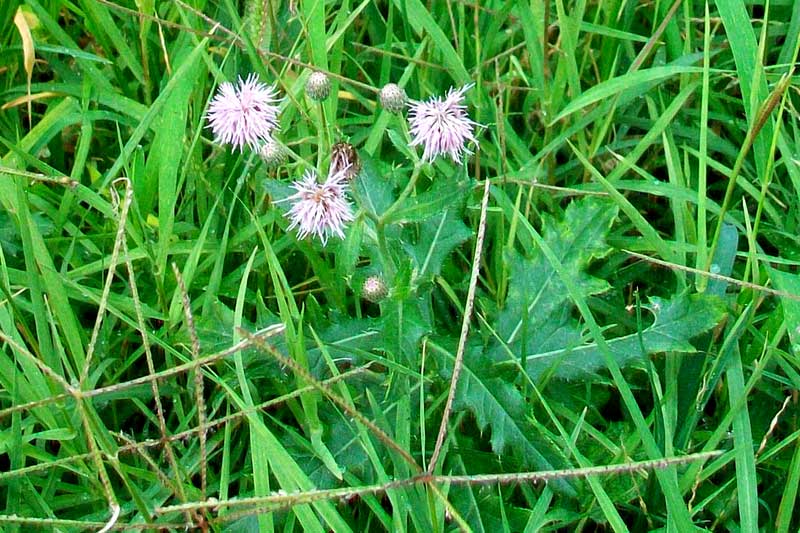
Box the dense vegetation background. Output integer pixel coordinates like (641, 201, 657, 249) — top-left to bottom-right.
(1, 0, 799, 531)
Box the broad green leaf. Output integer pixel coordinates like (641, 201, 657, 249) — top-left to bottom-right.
(381, 296, 431, 363)
(705, 223, 739, 296)
(384, 178, 470, 225)
(403, 209, 472, 284)
(512, 292, 726, 380)
(381, 258, 431, 363)
(336, 216, 364, 284)
(387, 129, 418, 161)
(675, 222, 737, 443)
(262, 177, 294, 203)
(497, 197, 618, 345)
(0, 210, 53, 257)
(440, 341, 576, 496)
(152, 50, 205, 279)
(352, 154, 395, 218)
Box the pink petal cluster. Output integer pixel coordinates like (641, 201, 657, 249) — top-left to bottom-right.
(284, 166, 355, 245)
(205, 74, 280, 152)
(407, 84, 479, 163)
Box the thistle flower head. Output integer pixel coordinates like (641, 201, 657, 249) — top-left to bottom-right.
(407, 84, 479, 163)
(306, 71, 332, 101)
(330, 142, 360, 181)
(284, 167, 355, 245)
(379, 83, 407, 114)
(206, 74, 280, 152)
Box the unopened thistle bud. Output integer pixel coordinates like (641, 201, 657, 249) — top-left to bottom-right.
(330, 142, 360, 181)
(260, 140, 287, 167)
(306, 71, 331, 101)
(362, 275, 388, 303)
(379, 83, 407, 114)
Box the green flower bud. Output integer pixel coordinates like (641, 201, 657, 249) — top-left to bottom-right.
(260, 140, 287, 167)
(306, 71, 331, 101)
(379, 83, 407, 114)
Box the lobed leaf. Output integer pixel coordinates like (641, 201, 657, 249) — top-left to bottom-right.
(403, 209, 473, 284)
(444, 341, 576, 496)
(515, 292, 727, 380)
(497, 197, 618, 346)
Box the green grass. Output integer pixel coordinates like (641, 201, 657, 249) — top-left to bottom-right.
(1, 0, 800, 531)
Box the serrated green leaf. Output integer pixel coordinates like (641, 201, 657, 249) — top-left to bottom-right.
(193, 297, 238, 353)
(336, 217, 364, 282)
(0, 210, 54, 257)
(403, 209, 472, 284)
(352, 154, 395, 218)
(498, 197, 618, 345)
(262, 177, 294, 202)
(443, 342, 576, 496)
(512, 291, 726, 380)
(384, 177, 470, 225)
(387, 129, 417, 161)
(382, 296, 431, 363)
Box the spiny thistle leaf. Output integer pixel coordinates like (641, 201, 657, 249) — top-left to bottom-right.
(381, 296, 432, 362)
(450, 196, 724, 499)
(496, 197, 618, 346)
(515, 291, 727, 380)
(489, 197, 725, 379)
(449, 342, 577, 496)
(442, 198, 620, 496)
(385, 177, 470, 225)
(352, 154, 395, 218)
(403, 209, 473, 284)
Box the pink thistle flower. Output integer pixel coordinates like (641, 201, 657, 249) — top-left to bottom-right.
(206, 73, 280, 152)
(283, 166, 355, 245)
(407, 84, 479, 163)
